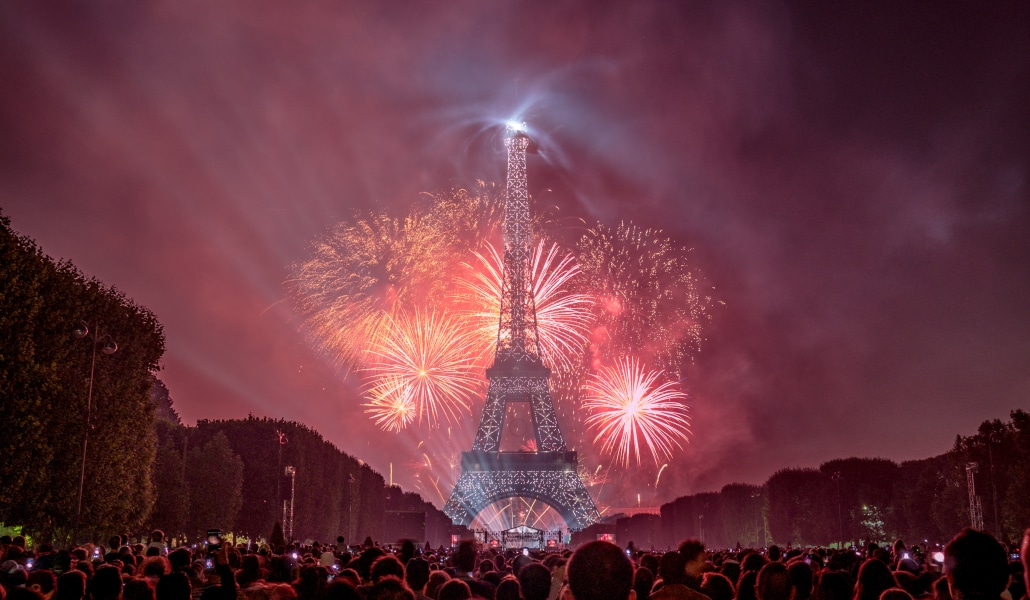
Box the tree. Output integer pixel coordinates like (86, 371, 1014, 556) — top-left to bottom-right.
(185, 431, 244, 537)
(719, 483, 764, 548)
(269, 520, 285, 548)
(149, 421, 189, 537)
(0, 212, 165, 542)
(819, 458, 900, 544)
(0, 214, 54, 524)
(149, 375, 181, 425)
(765, 468, 834, 546)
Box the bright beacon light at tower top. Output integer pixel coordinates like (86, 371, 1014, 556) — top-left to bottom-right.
(506, 120, 527, 133)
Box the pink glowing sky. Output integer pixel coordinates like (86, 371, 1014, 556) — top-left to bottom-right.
(2, 2, 1028, 506)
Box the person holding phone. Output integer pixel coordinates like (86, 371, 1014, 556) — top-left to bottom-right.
(199, 538, 237, 600)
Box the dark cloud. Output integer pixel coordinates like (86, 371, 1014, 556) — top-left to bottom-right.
(2, 0, 1028, 507)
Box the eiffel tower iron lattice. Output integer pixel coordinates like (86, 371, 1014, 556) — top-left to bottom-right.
(444, 122, 601, 531)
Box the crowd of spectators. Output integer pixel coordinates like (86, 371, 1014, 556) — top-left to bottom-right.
(0, 527, 1026, 600)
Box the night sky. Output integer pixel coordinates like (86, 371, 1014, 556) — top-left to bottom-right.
(2, 2, 1028, 507)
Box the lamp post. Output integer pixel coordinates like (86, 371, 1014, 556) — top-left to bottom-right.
(832, 471, 843, 548)
(276, 429, 287, 529)
(347, 473, 356, 544)
(72, 320, 118, 545)
(284, 466, 296, 541)
(987, 433, 1001, 536)
(750, 491, 762, 548)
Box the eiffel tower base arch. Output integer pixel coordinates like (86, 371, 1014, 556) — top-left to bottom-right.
(443, 451, 600, 531)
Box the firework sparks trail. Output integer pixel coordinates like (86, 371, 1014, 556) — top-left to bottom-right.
(457, 239, 594, 372)
(583, 358, 691, 467)
(655, 463, 669, 489)
(288, 212, 461, 370)
(363, 377, 415, 432)
(363, 309, 484, 430)
(577, 221, 713, 380)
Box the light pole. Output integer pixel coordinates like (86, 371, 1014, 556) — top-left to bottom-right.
(276, 429, 287, 528)
(987, 433, 1001, 536)
(750, 491, 762, 548)
(72, 320, 118, 545)
(284, 466, 296, 541)
(347, 473, 356, 544)
(832, 471, 843, 548)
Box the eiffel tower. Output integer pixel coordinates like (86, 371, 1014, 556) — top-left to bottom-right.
(443, 122, 600, 531)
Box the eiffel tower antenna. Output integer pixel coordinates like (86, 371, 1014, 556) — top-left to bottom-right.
(444, 122, 600, 532)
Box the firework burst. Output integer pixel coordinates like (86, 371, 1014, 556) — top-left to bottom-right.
(583, 358, 691, 467)
(363, 309, 484, 429)
(288, 211, 462, 369)
(363, 377, 415, 433)
(577, 221, 713, 379)
(457, 239, 594, 372)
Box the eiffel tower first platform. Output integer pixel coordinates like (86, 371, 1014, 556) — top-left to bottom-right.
(443, 122, 601, 531)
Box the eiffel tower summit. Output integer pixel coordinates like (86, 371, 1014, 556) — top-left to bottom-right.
(443, 121, 601, 532)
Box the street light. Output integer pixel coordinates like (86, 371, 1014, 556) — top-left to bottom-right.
(987, 433, 1001, 536)
(276, 428, 288, 527)
(72, 320, 117, 545)
(346, 472, 357, 545)
(832, 471, 843, 548)
(750, 491, 762, 548)
(284, 466, 296, 541)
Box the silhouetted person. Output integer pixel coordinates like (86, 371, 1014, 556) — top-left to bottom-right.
(738, 571, 759, 600)
(943, 529, 1008, 600)
(1021, 527, 1030, 600)
(371, 557, 405, 584)
(368, 576, 415, 600)
(425, 572, 451, 600)
(406, 558, 431, 600)
(88, 566, 121, 600)
(679, 541, 707, 593)
(814, 571, 851, 600)
(567, 541, 635, 600)
(652, 552, 710, 600)
(785, 562, 811, 600)
(452, 542, 493, 600)
(878, 590, 912, 600)
(633, 568, 655, 600)
(518, 563, 551, 600)
(55, 571, 87, 600)
(26, 571, 56, 600)
(854, 560, 897, 600)
(701, 573, 734, 600)
(8, 588, 46, 600)
(122, 580, 154, 600)
(437, 580, 471, 600)
(494, 577, 520, 600)
(755, 563, 792, 600)
(156, 572, 191, 600)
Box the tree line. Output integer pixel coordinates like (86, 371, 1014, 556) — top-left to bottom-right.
(148, 412, 454, 546)
(0, 212, 453, 547)
(598, 410, 1030, 550)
